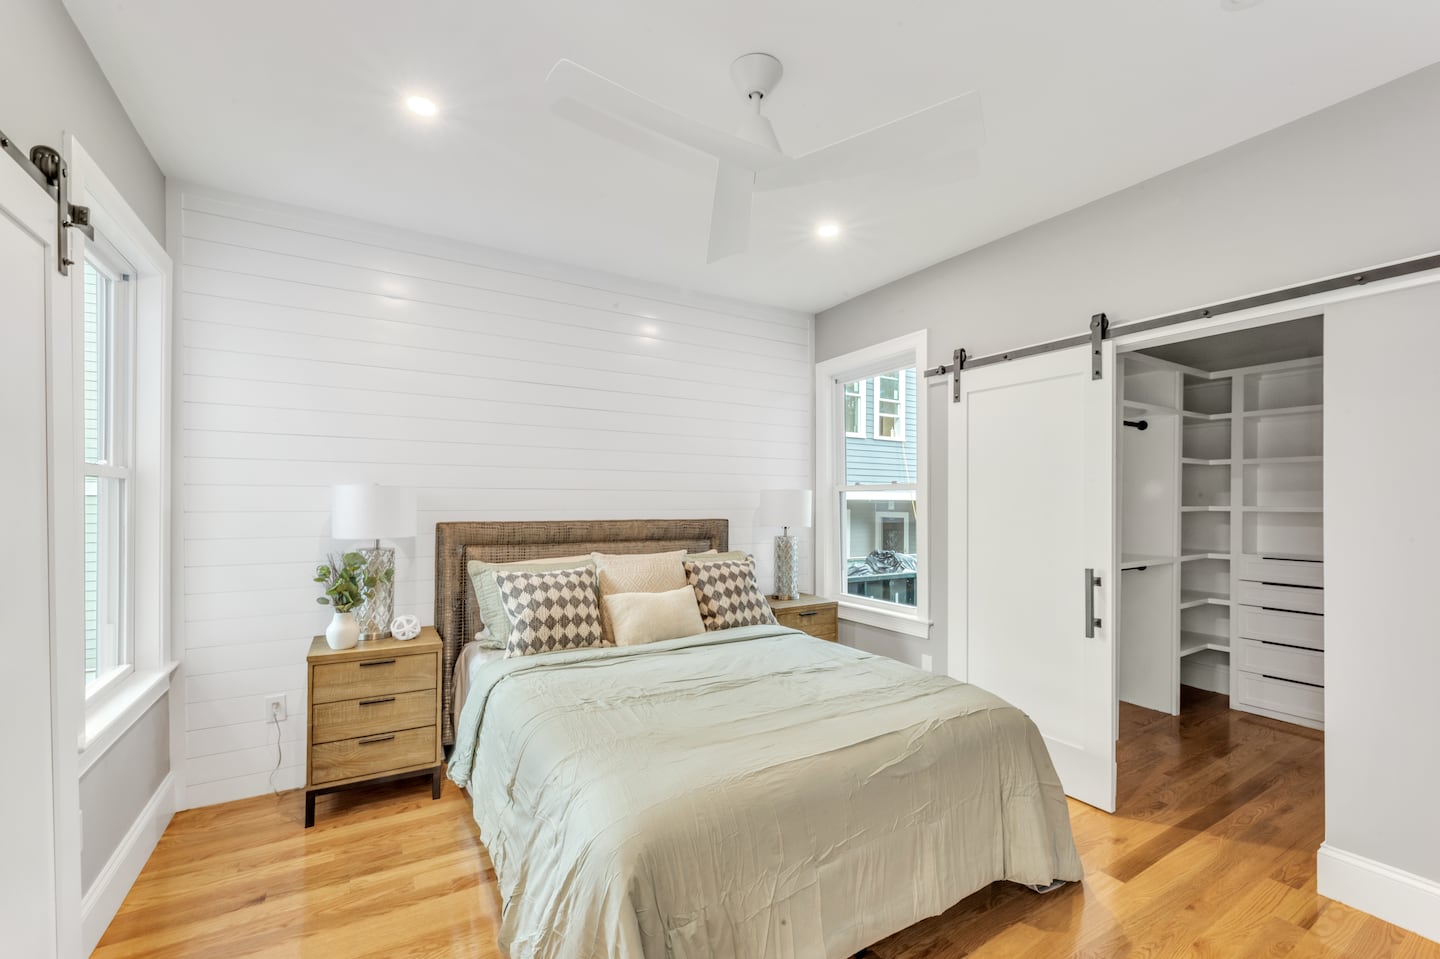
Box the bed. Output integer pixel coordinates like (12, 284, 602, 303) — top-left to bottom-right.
(435, 519, 1082, 959)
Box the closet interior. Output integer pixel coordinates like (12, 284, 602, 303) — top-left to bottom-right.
(1117, 316, 1324, 729)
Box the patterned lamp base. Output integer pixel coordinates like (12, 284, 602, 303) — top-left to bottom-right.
(356, 545, 395, 641)
(773, 534, 799, 601)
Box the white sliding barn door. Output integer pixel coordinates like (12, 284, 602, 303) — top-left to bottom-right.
(948, 343, 1118, 812)
(0, 156, 70, 955)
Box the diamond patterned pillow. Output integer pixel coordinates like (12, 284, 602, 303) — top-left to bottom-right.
(684, 558, 778, 631)
(494, 566, 605, 657)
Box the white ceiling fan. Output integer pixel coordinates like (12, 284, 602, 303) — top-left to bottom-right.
(545, 53, 985, 262)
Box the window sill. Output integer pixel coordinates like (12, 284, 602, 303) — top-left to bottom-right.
(835, 600, 933, 639)
(80, 661, 179, 775)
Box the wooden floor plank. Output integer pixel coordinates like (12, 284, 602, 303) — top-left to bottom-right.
(96, 689, 1440, 958)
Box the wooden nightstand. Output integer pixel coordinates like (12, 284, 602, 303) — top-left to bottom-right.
(769, 594, 839, 641)
(304, 627, 444, 827)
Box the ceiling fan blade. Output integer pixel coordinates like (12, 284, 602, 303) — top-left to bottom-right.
(546, 59, 783, 172)
(706, 162, 752, 262)
(755, 90, 984, 191)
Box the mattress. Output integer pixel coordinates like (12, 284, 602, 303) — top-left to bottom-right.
(447, 625, 1081, 959)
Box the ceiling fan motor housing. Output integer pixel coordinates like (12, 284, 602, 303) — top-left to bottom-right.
(730, 52, 783, 100)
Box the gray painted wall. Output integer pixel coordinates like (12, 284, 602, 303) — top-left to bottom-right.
(1, 0, 166, 240)
(79, 696, 170, 892)
(816, 62, 1440, 671)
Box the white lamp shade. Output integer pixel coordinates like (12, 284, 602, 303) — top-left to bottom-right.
(331, 484, 416, 541)
(755, 489, 813, 529)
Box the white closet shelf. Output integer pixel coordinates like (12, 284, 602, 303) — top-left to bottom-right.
(1180, 591, 1230, 609)
(1241, 404, 1322, 418)
(1181, 506, 1229, 512)
(1242, 456, 1322, 465)
(1121, 554, 1176, 570)
(1180, 549, 1231, 562)
(1240, 506, 1322, 513)
(1182, 410, 1233, 421)
(1182, 457, 1231, 466)
(1180, 631, 1231, 658)
(1124, 401, 1179, 416)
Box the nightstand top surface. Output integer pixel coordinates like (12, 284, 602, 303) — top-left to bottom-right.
(307, 626, 441, 662)
(766, 594, 834, 612)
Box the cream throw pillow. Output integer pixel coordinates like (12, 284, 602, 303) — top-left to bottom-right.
(603, 586, 706, 646)
(591, 550, 688, 594)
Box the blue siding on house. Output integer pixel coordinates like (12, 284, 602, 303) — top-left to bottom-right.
(844, 368, 917, 486)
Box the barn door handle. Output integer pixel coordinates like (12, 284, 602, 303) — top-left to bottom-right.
(1084, 568, 1102, 638)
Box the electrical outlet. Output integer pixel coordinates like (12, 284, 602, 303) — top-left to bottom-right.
(920, 654, 934, 673)
(264, 694, 287, 723)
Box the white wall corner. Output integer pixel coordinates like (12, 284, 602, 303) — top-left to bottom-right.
(1317, 842, 1440, 945)
(81, 771, 176, 954)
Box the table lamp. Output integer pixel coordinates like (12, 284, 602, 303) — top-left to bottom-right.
(756, 489, 813, 601)
(331, 484, 416, 640)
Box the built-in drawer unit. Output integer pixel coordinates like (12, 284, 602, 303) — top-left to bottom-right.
(1238, 555, 1323, 589)
(1237, 605, 1324, 651)
(311, 651, 437, 704)
(310, 725, 439, 786)
(1236, 639, 1324, 687)
(1236, 581, 1324, 615)
(1235, 671, 1324, 725)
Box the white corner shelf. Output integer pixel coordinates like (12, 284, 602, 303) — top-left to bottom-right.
(1180, 548, 1231, 562)
(1182, 457, 1231, 466)
(1240, 505, 1323, 513)
(1180, 631, 1231, 658)
(1182, 410, 1233, 422)
(1124, 400, 1179, 417)
(1181, 505, 1230, 512)
(1180, 591, 1231, 610)
(1121, 554, 1176, 570)
(1241, 404, 1323, 418)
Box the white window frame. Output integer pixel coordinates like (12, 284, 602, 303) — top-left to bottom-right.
(843, 378, 866, 437)
(81, 242, 138, 704)
(60, 137, 177, 772)
(815, 331, 931, 639)
(872, 370, 906, 442)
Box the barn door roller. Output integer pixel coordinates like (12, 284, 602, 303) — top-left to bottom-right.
(0, 127, 95, 275)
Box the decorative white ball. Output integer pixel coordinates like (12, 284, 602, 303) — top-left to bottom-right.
(390, 614, 421, 641)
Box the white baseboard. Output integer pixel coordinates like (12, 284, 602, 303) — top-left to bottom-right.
(1317, 842, 1440, 944)
(81, 771, 176, 954)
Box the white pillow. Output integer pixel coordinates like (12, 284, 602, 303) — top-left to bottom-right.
(602, 585, 706, 646)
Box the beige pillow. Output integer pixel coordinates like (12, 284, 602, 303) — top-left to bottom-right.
(467, 555, 592, 648)
(684, 550, 750, 564)
(603, 586, 705, 646)
(591, 550, 688, 595)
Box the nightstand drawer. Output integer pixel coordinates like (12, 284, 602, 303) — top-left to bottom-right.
(312, 651, 436, 705)
(775, 606, 837, 641)
(311, 689, 437, 745)
(310, 725, 438, 786)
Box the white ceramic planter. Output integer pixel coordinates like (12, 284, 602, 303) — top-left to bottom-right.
(325, 610, 360, 650)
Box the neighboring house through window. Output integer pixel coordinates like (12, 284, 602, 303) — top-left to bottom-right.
(815, 333, 930, 640)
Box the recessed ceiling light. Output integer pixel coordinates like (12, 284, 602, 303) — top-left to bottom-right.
(816, 221, 841, 239)
(405, 95, 438, 117)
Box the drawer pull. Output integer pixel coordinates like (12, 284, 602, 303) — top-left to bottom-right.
(358, 697, 396, 707)
(358, 734, 396, 745)
(798, 610, 818, 617)
(358, 659, 397, 668)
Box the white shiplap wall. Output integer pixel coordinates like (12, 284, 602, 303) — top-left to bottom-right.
(175, 187, 814, 808)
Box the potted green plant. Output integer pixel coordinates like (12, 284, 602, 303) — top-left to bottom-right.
(314, 551, 377, 649)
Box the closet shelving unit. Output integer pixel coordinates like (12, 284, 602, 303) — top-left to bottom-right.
(1118, 352, 1324, 728)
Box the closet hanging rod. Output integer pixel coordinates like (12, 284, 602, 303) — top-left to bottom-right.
(924, 249, 1440, 400)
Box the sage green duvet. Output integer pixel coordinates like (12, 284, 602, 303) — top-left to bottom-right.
(448, 625, 1081, 959)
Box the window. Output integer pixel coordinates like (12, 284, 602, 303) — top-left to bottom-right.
(873, 370, 905, 440)
(82, 247, 135, 696)
(844, 379, 866, 437)
(816, 333, 929, 638)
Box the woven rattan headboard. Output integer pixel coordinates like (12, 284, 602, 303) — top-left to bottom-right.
(433, 518, 728, 743)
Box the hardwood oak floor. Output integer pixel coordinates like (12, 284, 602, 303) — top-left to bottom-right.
(96, 688, 1440, 958)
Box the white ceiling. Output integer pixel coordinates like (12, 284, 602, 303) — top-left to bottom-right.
(66, 0, 1440, 313)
